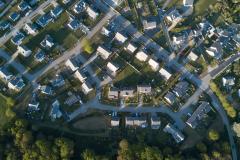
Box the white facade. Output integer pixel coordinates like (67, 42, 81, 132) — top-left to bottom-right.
(74, 69, 87, 83)
(148, 59, 159, 71)
(97, 46, 112, 59)
(159, 68, 172, 80)
(188, 51, 198, 61)
(114, 32, 127, 43)
(86, 6, 99, 19)
(107, 62, 119, 73)
(125, 43, 137, 53)
(65, 59, 79, 71)
(82, 82, 93, 94)
(135, 51, 148, 62)
(17, 45, 32, 57)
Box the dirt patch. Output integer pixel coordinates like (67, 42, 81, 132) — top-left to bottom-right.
(73, 116, 110, 130)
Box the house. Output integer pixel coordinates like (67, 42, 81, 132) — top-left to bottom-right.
(187, 51, 198, 61)
(28, 100, 40, 111)
(206, 42, 223, 60)
(166, 9, 182, 23)
(101, 27, 111, 36)
(50, 100, 62, 119)
(137, 85, 151, 94)
(0, 21, 10, 30)
(64, 94, 80, 106)
(159, 68, 172, 80)
(50, 6, 63, 19)
(74, 69, 87, 83)
(151, 115, 161, 129)
(125, 116, 148, 128)
(62, 0, 71, 4)
(173, 81, 189, 97)
(18, 1, 30, 11)
(148, 58, 159, 71)
(199, 20, 216, 38)
(163, 123, 184, 143)
(24, 23, 38, 35)
(183, 0, 194, 7)
(143, 20, 157, 30)
(120, 89, 135, 98)
(106, 62, 119, 75)
(17, 45, 32, 57)
(86, 6, 99, 19)
(97, 46, 112, 59)
(29, 0, 39, 6)
(39, 85, 53, 95)
(186, 102, 211, 128)
(111, 116, 120, 127)
(51, 74, 65, 87)
(40, 35, 54, 49)
(11, 32, 25, 45)
(9, 12, 20, 22)
(82, 82, 93, 94)
(8, 76, 25, 91)
(65, 59, 79, 71)
(222, 77, 235, 88)
(108, 87, 119, 99)
(28, 94, 40, 111)
(36, 14, 53, 27)
(73, 0, 86, 14)
(135, 51, 148, 62)
(114, 32, 127, 43)
(124, 43, 137, 53)
(79, 22, 89, 33)
(0, 67, 12, 81)
(164, 92, 176, 105)
(34, 49, 45, 62)
(68, 18, 80, 31)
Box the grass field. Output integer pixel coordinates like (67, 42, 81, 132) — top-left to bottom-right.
(0, 93, 14, 126)
(73, 116, 110, 130)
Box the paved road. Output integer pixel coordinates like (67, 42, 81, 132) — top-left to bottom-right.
(0, 0, 54, 47)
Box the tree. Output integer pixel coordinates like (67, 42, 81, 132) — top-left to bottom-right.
(5, 108, 16, 119)
(81, 149, 96, 160)
(232, 122, 240, 137)
(196, 142, 207, 153)
(140, 147, 163, 160)
(55, 138, 74, 159)
(212, 151, 221, 159)
(83, 39, 94, 54)
(208, 129, 219, 141)
(117, 139, 133, 160)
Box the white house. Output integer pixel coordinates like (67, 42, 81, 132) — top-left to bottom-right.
(137, 85, 152, 94)
(0, 68, 12, 81)
(114, 32, 127, 43)
(40, 35, 54, 49)
(183, 0, 194, 7)
(86, 6, 99, 19)
(17, 45, 32, 57)
(97, 46, 112, 59)
(135, 51, 148, 62)
(159, 68, 172, 80)
(143, 20, 157, 30)
(222, 77, 235, 87)
(206, 42, 223, 60)
(151, 115, 161, 129)
(148, 58, 159, 71)
(163, 123, 184, 143)
(8, 76, 25, 91)
(111, 116, 120, 127)
(82, 82, 93, 94)
(164, 92, 176, 105)
(166, 9, 182, 23)
(106, 62, 119, 75)
(50, 100, 62, 120)
(186, 102, 211, 129)
(65, 59, 79, 71)
(187, 51, 198, 61)
(24, 23, 38, 35)
(74, 69, 87, 83)
(125, 43, 137, 53)
(120, 89, 135, 98)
